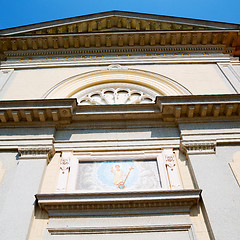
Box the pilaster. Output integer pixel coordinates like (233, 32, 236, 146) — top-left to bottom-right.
(180, 132, 240, 240)
(0, 69, 14, 97)
(159, 149, 182, 190)
(0, 146, 54, 240)
(56, 151, 72, 192)
(217, 62, 240, 93)
(0, 160, 5, 184)
(229, 151, 240, 186)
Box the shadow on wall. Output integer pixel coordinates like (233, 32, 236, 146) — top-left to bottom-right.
(54, 126, 180, 141)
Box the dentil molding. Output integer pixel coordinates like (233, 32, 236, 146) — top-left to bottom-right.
(180, 141, 216, 155)
(18, 146, 55, 161)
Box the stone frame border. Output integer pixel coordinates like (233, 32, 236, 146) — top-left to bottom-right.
(47, 224, 196, 240)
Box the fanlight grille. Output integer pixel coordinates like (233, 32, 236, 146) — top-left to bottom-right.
(79, 88, 154, 105)
(72, 83, 161, 105)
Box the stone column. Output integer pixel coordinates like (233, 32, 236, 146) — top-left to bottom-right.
(0, 146, 54, 240)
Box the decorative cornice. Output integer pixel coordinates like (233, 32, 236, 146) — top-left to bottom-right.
(2, 95, 240, 125)
(18, 146, 55, 161)
(2, 45, 227, 58)
(1, 11, 239, 37)
(0, 16, 222, 37)
(157, 94, 240, 122)
(0, 99, 76, 125)
(0, 30, 238, 58)
(1, 12, 239, 57)
(36, 189, 201, 217)
(180, 141, 216, 155)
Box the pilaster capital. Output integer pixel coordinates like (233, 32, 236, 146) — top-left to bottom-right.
(18, 146, 55, 161)
(180, 140, 216, 155)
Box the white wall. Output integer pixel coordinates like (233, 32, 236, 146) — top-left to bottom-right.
(1, 62, 233, 100)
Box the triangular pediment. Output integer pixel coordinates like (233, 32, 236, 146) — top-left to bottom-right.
(1, 11, 239, 37)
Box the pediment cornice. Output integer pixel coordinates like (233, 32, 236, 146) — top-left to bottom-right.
(0, 11, 240, 58)
(1, 11, 239, 37)
(0, 30, 238, 58)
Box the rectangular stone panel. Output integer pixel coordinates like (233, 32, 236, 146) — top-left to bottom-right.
(76, 160, 161, 191)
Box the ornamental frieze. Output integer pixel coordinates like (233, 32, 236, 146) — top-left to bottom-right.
(6, 51, 217, 62)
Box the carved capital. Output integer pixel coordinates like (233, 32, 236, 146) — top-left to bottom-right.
(18, 146, 55, 161)
(181, 141, 216, 155)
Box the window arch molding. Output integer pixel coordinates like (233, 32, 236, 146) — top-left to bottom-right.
(43, 67, 191, 99)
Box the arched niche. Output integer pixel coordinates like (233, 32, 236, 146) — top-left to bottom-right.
(43, 67, 191, 101)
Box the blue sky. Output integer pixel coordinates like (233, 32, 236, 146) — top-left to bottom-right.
(0, 0, 239, 30)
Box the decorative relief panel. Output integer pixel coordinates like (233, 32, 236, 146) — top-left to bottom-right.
(56, 152, 72, 192)
(56, 150, 182, 193)
(163, 149, 181, 189)
(72, 83, 160, 105)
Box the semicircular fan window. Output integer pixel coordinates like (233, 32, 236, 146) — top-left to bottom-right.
(72, 83, 161, 105)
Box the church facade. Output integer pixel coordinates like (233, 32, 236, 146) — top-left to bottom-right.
(0, 11, 240, 240)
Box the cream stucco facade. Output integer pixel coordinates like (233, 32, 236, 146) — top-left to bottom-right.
(0, 11, 240, 240)
(1, 59, 237, 100)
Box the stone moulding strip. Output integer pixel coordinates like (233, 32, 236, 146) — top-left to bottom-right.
(47, 224, 194, 235)
(3, 45, 226, 58)
(1, 95, 240, 125)
(0, 55, 233, 71)
(36, 189, 201, 217)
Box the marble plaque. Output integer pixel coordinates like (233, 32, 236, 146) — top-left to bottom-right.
(76, 160, 161, 191)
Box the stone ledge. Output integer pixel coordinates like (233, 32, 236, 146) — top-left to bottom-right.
(36, 189, 201, 217)
(48, 224, 193, 235)
(0, 98, 76, 124)
(1, 95, 240, 125)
